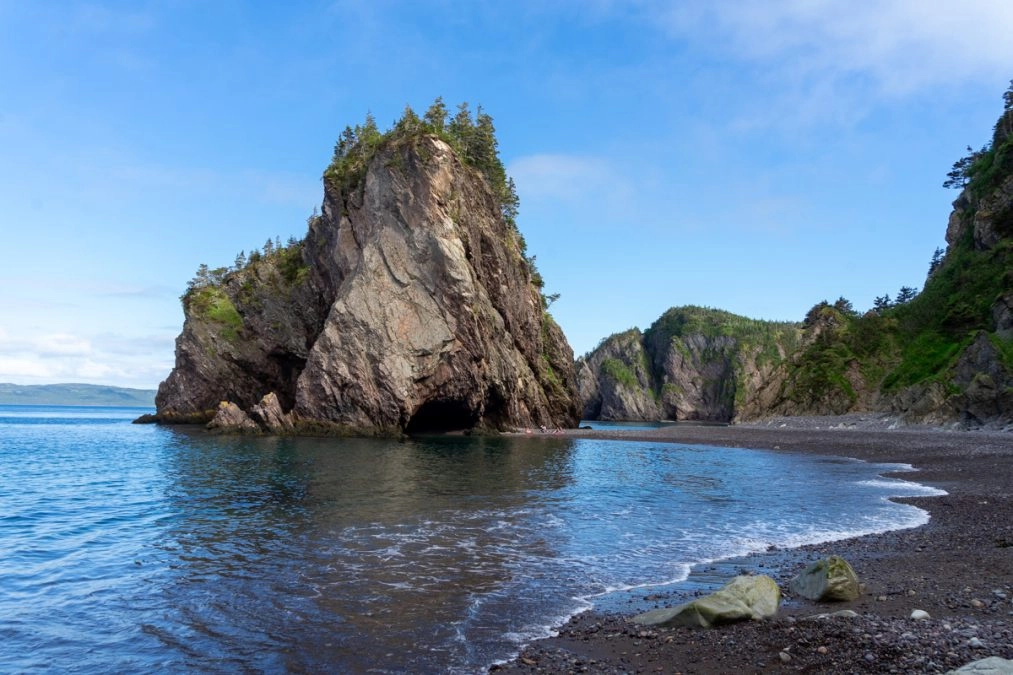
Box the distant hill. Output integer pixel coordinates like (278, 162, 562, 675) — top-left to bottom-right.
(0, 383, 156, 407)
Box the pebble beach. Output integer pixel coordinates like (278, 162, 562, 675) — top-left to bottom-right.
(495, 416, 1013, 673)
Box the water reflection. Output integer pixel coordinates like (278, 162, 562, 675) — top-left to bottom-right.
(154, 430, 579, 672)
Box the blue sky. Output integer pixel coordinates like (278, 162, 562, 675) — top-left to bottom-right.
(1, 1, 1011, 390)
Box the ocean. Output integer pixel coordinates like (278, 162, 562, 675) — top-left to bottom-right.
(0, 405, 944, 673)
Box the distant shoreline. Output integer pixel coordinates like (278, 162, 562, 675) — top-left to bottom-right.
(0, 383, 156, 408)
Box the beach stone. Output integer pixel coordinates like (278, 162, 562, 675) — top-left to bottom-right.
(946, 656, 1013, 674)
(632, 575, 780, 628)
(788, 555, 861, 602)
(911, 609, 931, 620)
(207, 401, 260, 433)
(804, 609, 859, 621)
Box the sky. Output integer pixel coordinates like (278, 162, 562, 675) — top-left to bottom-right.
(1, 0, 1012, 390)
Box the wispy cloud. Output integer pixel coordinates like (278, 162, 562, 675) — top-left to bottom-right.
(508, 153, 624, 202)
(643, 0, 1013, 135)
(0, 329, 173, 388)
(659, 0, 1013, 93)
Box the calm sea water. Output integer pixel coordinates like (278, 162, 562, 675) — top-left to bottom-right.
(0, 405, 944, 673)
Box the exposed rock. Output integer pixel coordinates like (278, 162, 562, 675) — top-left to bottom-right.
(947, 657, 1013, 674)
(632, 574, 780, 628)
(972, 174, 1013, 250)
(788, 555, 861, 602)
(249, 392, 293, 433)
(207, 401, 260, 433)
(911, 609, 931, 620)
(155, 128, 580, 434)
(995, 292, 1013, 340)
(576, 329, 663, 421)
(577, 308, 800, 422)
(949, 332, 1013, 428)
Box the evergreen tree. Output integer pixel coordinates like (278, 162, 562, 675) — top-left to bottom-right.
(873, 294, 892, 313)
(188, 263, 211, 290)
(395, 104, 422, 135)
(448, 102, 475, 157)
(423, 97, 448, 133)
(927, 247, 945, 276)
(896, 286, 918, 304)
(943, 146, 977, 189)
(833, 296, 855, 315)
(334, 125, 357, 162)
(234, 250, 247, 269)
(804, 301, 830, 326)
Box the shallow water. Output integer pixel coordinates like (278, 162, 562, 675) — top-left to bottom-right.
(0, 406, 943, 673)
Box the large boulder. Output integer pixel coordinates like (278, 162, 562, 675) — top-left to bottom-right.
(632, 575, 781, 628)
(947, 657, 1013, 674)
(788, 555, 861, 602)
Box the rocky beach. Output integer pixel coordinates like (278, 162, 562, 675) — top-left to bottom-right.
(494, 416, 1013, 673)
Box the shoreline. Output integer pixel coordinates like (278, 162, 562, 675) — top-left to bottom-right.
(493, 418, 1013, 673)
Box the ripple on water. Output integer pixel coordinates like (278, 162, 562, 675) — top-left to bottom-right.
(0, 407, 945, 673)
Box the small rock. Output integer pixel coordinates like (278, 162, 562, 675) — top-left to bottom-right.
(779, 651, 791, 663)
(968, 637, 985, 649)
(971, 599, 985, 608)
(817, 646, 829, 655)
(908, 589, 917, 596)
(864, 652, 876, 663)
(877, 595, 888, 602)
(911, 609, 931, 620)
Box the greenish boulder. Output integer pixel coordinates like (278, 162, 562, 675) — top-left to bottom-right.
(632, 575, 781, 628)
(788, 555, 861, 602)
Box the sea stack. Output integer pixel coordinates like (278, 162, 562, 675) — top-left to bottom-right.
(153, 104, 581, 434)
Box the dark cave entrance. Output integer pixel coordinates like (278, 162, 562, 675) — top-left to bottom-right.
(405, 399, 478, 434)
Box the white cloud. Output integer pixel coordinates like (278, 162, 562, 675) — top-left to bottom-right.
(0, 329, 172, 389)
(659, 0, 1013, 95)
(36, 333, 92, 356)
(508, 154, 620, 201)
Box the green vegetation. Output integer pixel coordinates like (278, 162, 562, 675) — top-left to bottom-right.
(645, 305, 801, 366)
(183, 235, 309, 333)
(600, 357, 639, 389)
(185, 285, 243, 341)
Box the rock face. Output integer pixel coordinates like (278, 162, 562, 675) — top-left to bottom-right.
(788, 555, 861, 602)
(155, 131, 580, 434)
(577, 308, 801, 422)
(632, 575, 781, 628)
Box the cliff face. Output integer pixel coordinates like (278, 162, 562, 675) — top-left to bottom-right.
(155, 131, 580, 434)
(577, 308, 801, 422)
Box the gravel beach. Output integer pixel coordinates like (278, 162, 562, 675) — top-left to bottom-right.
(493, 416, 1013, 673)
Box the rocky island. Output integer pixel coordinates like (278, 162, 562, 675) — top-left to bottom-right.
(149, 101, 580, 434)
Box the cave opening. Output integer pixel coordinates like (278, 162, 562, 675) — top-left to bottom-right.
(405, 399, 478, 434)
(268, 352, 307, 411)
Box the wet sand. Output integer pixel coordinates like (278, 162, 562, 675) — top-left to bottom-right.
(493, 416, 1013, 673)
